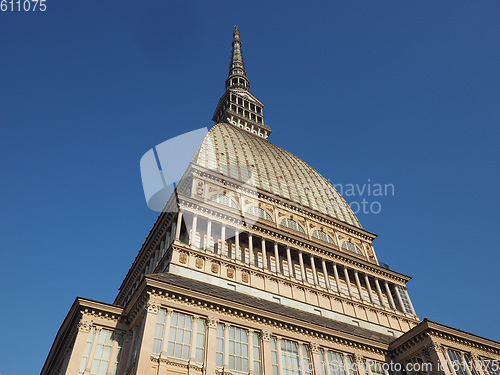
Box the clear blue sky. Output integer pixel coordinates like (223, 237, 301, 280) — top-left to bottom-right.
(1, 1, 499, 374)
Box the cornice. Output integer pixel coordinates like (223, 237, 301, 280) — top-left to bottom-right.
(389, 319, 500, 358)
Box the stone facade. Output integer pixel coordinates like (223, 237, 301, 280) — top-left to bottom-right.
(42, 27, 499, 375)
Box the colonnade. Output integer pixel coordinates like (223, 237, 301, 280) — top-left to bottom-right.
(174, 212, 415, 316)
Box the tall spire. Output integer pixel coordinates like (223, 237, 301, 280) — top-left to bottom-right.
(213, 26, 271, 140)
(226, 26, 250, 90)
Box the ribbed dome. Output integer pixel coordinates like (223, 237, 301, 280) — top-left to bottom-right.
(194, 123, 362, 228)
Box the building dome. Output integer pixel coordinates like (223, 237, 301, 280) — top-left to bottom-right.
(194, 122, 362, 228)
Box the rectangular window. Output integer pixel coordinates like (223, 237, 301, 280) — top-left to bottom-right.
(306, 267, 314, 284)
(329, 275, 338, 291)
(339, 278, 350, 296)
(483, 358, 500, 375)
(273, 337, 312, 375)
(216, 324, 224, 367)
(214, 323, 260, 373)
(270, 256, 277, 272)
(90, 329, 114, 375)
(294, 264, 302, 280)
(253, 331, 261, 375)
(369, 360, 386, 375)
(447, 349, 468, 375)
(229, 326, 249, 372)
(318, 271, 327, 288)
(396, 286, 413, 314)
(271, 337, 279, 375)
(326, 351, 355, 375)
(167, 312, 192, 360)
(195, 318, 205, 364)
(152, 308, 166, 354)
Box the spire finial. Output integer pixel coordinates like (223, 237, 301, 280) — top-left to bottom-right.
(212, 27, 271, 139)
(227, 25, 248, 90)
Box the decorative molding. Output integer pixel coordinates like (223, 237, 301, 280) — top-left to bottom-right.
(310, 342, 320, 353)
(206, 316, 219, 328)
(260, 330, 271, 341)
(242, 272, 249, 283)
(147, 301, 160, 314)
(78, 320, 92, 333)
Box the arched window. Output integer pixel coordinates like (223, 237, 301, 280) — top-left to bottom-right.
(280, 218, 305, 234)
(312, 230, 335, 245)
(341, 241, 363, 255)
(246, 206, 273, 222)
(209, 194, 238, 210)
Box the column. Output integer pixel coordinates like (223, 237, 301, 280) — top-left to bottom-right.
(205, 220, 212, 250)
(189, 316, 200, 363)
(248, 329, 254, 374)
(223, 323, 230, 368)
(332, 263, 341, 293)
(404, 288, 416, 314)
(324, 348, 332, 375)
(160, 308, 174, 358)
(366, 360, 374, 375)
(274, 242, 281, 273)
(286, 246, 293, 278)
(343, 267, 353, 297)
(298, 251, 306, 281)
(460, 352, 474, 375)
(276, 336, 284, 375)
(298, 343, 306, 375)
(175, 211, 183, 241)
(374, 279, 386, 307)
(425, 342, 451, 375)
(260, 330, 273, 375)
(84, 326, 102, 374)
(395, 285, 406, 312)
(105, 332, 122, 375)
(261, 238, 267, 270)
(310, 254, 319, 285)
(353, 354, 366, 375)
(444, 348, 458, 375)
(205, 317, 219, 375)
(190, 214, 198, 246)
(221, 225, 226, 256)
(321, 259, 331, 289)
(66, 321, 94, 374)
(470, 352, 486, 375)
(235, 231, 240, 261)
(354, 271, 364, 301)
(364, 275, 375, 304)
(384, 281, 397, 310)
(310, 343, 321, 375)
(248, 234, 254, 266)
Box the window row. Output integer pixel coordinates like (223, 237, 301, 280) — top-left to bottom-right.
(149, 309, 388, 375)
(79, 328, 123, 375)
(445, 349, 500, 375)
(203, 200, 364, 255)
